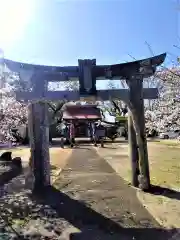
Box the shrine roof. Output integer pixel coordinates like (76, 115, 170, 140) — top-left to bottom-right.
(62, 104, 102, 120)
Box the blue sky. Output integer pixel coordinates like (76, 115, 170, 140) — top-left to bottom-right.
(0, 0, 179, 67)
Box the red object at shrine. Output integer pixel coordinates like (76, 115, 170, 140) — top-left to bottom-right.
(62, 104, 102, 121)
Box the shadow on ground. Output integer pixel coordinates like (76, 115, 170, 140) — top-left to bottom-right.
(0, 168, 22, 190)
(147, 185, 180, 201)
(31, 186, 176, 240)
(69, 228, 178, 240)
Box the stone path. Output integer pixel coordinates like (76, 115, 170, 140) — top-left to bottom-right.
(50, 146, 174, 240)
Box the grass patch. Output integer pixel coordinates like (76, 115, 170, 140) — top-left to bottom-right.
(97, 141, 180, 190)
(155, 139, 180, 147)
(148, 143, 180, 189)
(97, 141, 180, 228)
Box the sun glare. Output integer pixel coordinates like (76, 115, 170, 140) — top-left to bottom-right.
(0, 0, 34, 50)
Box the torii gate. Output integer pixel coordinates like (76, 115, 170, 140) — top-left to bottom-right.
(2, 53, 166, 192)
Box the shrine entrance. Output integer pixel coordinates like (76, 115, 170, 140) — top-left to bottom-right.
(62, 104, 102, 140)
(2, 53, 166, 192)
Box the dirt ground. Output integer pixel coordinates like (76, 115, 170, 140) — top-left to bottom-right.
(0, 146, 72, 184)
(95, 140, 180, 229)
(0, 147, 72, 167)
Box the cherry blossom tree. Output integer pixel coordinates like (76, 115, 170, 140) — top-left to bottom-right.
(0, 71, 27, 143)
(145, 67, 180, 133)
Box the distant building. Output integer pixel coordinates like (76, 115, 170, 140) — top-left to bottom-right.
(62, 104, 102, 137)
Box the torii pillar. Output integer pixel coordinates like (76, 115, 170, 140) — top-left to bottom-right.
(127, 76, 150, 189)
(28, 73, 51, 193)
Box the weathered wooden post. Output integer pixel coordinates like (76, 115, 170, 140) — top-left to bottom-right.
(100, 138, 104, 148)
(60, 137, 64, 148)
(28, 74, 50, 193)
(96, 124, 105, 148)
(127, 76, 150, 190)
(69, 121, 75, 148)
(128, 110, 139, 187)
(91, 122, 97, 147)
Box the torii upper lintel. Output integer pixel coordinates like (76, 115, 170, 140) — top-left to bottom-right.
(1, 53, 166, 80)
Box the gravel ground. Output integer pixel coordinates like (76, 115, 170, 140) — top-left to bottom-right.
(0, 190, 73, 239)
(0, 162, 76, 240)
(0, 165, 11, 175)
(0, 164, 19, 197)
